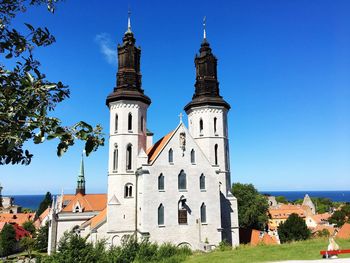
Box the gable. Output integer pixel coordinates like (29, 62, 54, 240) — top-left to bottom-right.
(61, 193, 107, 213)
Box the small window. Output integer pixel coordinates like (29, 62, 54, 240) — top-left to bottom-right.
(115, 114, 118, 133)
(126, 144, 132, 170)
(124, 184, 133, 198)
(168, 148, 173, 163)
(141, 116, 144, 132)
(214, 117, 217, 134)
(200, 174, 205, 190)
(113, 146, 118, 171)
(158, 204, 164, 225)
(190, 149, 195, 164)
(214, 144, 218, 165)
(158, 174, 164, 191)
(199, 119, 203, 134)
(178, 170, 186, 190)
(200, 203, 207, 223)
(128, 113, 132, 131)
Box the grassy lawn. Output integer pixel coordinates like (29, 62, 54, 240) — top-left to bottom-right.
(185, 238, 350, 263)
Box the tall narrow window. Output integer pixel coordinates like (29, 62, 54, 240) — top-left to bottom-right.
(190, 149, 195, 164)
(113, 146, 118, 171)
(199, 119, 203, 134)
(124, 184, 133, 198)
(158, 204, 164, 225)
(128, 113, 132, 131)
(214, 117, 217, 134)
(158, 173, 164, 191)
(178, 170, 186, 190)
(126, 144, 132, 170)
(115, 114, 118, 133)
(141, 116, 144, 132)
(200, 203, 207, 223)
(178, 199, 187, 224)
(200, 173, 205, 190)
(214, 144, 218, 165)
(168, 148, 173, 163)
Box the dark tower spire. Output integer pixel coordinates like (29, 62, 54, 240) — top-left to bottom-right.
(76, 154, 86, 195)
(106, 11, 151, 106)
(184, 18, 230, 112)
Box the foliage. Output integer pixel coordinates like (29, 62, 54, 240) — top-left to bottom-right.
(34, 222, 48, 252)
(232, 183, 269, 230)
(315, 229, 330, 238)
(217, 240, 232, 251)
(0, 223, 16, 257)
(329, 210, 347, 227)
(35, 191, 52, 220)
(22, 207, 34, 213)
(20, 236, 35, 259)
(22, 220, 36, 236)
(312, 197, 333, 214)
(278, 213, 311, 243)
(0, 0, 104, 165)
(275, 196, 288, 204)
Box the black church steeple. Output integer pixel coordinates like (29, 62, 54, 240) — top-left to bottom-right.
(106, 12, 151, 106)
(184, 19, 230, 112)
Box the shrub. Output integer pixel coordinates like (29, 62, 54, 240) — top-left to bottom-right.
(278, 213, 311, 243)
(217, 240, 232, 251)
(0, 223, 16, 257)
(35, 222, 49, 252)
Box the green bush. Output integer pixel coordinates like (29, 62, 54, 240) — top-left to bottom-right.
(0, 224, 16, 257)
(278, 213, 311, 243)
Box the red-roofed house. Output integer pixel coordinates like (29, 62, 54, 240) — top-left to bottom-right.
(336, 223, 350, 239)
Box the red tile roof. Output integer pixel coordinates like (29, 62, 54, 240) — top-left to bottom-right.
(0, 213, 35, 226)
(146, 131, 174, 163)
(250, 229, 279, 246)
(61, 193, 107, 212)
(269, 204, 306, 219)
(337, 223, 350, 239)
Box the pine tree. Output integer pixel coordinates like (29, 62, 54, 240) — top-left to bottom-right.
(0, 223, 16, 257)
(35, 192, 52, 220)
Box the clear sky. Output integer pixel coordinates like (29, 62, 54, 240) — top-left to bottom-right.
(1, 0, 350, 195)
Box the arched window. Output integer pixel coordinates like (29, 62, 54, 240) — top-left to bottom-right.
(190, 149, 195, 164)
(124, 183, 133, 198)
(158, 173, 164, 191)
(214, 144, 218, 165)
(126, 144, 132, 170)
(199, 119, 203, 134)
(141, 116, 144, 132)
(178, 170, 186, 190)
(128, 113, 132, 131)
(158, 204, 164, 225)
(200, 173, 205, 190)
(113, 146, 118, 171)
(168, 148, 173, 163)
(178, 197, 187, 224)
(200, 203, 207, 223)
(115, 114, 118, 133)
(214, 117, 217, 134)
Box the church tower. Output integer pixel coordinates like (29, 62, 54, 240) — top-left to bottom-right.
(76, 154, 85, 195)
(184, 24, 231, 195)
(106, 14, 151, 239)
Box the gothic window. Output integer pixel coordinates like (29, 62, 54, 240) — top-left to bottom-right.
(158, 173, 164, 191)
(141, 116, 144, 132)
(214, 144, 218, 165)
(199, 119, 203, 135)
(126, 144, 132, 170)
(128, 113, 132, 131)
(113, 146, 118, 171)
(200, 173, 205, 190)
(115, 114, 118, 133)
(190, 149, 195, 164)
(200, 203, 207, 223)
(168, 148, 173, 163)
(214, 117, 217, 134)
(178, 170, 186, 190)
(158, 204, 164, 225)
(178, 199, 187, 224)
(124, 183, 133, 198)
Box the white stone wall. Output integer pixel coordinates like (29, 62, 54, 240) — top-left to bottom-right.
(138, 124, 223, 249)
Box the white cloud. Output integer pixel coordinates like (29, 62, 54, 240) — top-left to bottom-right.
(95, 33, 117, 65)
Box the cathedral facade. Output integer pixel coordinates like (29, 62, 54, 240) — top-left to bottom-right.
(48, 19, 239, 252)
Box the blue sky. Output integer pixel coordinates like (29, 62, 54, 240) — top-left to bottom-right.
(1, 0, 350, 195)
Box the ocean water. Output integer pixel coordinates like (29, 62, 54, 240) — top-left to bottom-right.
(11, 195, 45, 211)
(260, 191, 350, 203)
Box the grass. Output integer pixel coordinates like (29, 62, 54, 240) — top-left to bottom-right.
(185, 238, 350, 263)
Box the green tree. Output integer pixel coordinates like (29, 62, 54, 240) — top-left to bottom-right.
(312, 197, 333, 214)
(232, 183, 269, 230)
(278, 213, 311, 243)
(22, 220, 36, 237)
(20, 236, 35, 259)
(0, 223, 16, 257)
(0, 0, 104, 165)
(35, 192, 52, 220)
(275, 196, 288, 204)
(35, 222, 48, 252)
(329, 210, 346, 227)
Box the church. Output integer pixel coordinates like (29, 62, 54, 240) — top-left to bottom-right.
(48, 17, 239, 253)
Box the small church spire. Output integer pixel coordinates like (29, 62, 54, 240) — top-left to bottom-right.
(203, 16, 207, 41)
(126, 8, 132, 34)
(76, 153, 86, 195)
